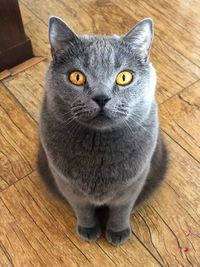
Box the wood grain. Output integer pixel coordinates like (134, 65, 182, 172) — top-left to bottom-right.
(0, 245, 13, 267)
(132, 133, 200, 266)
(19, 2, 35, 25)
(0, 70, 10, 81)
(11, 57, 46, 76)
(114, 0, 200, 67)
(160, 81, 200, 162)
(0, 172, 160, 267)
(3, 61, 48, 122)
(0, 83, 38, 190)
(25, 18, 50, 57)
(141, 0, 200, 40)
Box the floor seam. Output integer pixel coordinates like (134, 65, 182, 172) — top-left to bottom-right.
(0, 81, 38, 125)
(161, 129, 200, 164)
(159, 78, 200, 106)
(0, 169, 36, 193)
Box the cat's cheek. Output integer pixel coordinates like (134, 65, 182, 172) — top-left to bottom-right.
(143, 64, 157, 102)
(149, 63, 157, 89)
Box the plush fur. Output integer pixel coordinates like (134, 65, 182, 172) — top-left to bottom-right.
(38, 16, 168, 245)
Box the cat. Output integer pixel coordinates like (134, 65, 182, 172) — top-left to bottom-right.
(37, 16, 168, 245)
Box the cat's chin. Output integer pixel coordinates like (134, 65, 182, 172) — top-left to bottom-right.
(77, 116, 124, 131)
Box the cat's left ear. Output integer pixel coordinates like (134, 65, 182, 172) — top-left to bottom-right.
(48, 16, 79, 55)
(123, 18, 154, 61)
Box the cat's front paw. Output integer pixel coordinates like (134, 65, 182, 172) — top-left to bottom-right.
(106, 227, 131, 245)
(77, 224, 101, 242)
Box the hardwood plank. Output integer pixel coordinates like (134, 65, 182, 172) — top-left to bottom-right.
(160, 81, 200, 162)
(19, 1, 50, 57)
(156, 72, 182, 104)
(0, 57, 46, 81)
(0, 245, 13, 267)
(132, 133, 200, 267)
(0, 172, 160, 267)
(0, 83, 38, 190)
(19, 2, 35, 25)
(19, 0, 200, 103)
(11, 57, 45, 76)
(0, 70, 10, 81)
(142, 0, 200, 38)
(0, 199, 46, 267)
(3, 61, 48, 122)
(114, 0, 200, 67)
(151, 36, 200, 88)
(25, 18, 50, 57)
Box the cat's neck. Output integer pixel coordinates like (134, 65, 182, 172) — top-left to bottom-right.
(58, 111, 157, 150)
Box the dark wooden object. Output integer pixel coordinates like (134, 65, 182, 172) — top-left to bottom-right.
(0, 0, 33, 71)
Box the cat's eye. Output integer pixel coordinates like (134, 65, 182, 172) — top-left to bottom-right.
(116, 71, 134, 86)
(69, 71, 86, 86)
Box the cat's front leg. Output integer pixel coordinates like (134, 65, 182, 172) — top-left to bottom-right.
(72, 202, 101, 242)
(106, 203, 133, 245)
(106, 173, 148, 245)
(52, 173, 101, 242)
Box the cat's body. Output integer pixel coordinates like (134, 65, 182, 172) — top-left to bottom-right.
(38, 17, 168, 245)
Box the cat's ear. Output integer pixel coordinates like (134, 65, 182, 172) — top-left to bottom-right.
(123, 18, 154, 61)
(48, 16, 78, 54)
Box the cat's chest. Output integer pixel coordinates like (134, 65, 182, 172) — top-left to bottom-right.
(65, 131, 137, 170)
(55, 132, 152, 194)
(45, 124, 156, 196)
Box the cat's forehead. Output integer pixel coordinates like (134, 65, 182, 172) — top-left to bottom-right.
(83, 37, 116, 70)
(79, 36, 137, 76)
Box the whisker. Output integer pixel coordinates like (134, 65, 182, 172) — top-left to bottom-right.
(123, 120, 135, 136)
(128, 116, 151, 136)
(71, 124, 82, 140)
(72, 104, 85, 110)
(68, 122, 79, 134)
(62, 116, 76, 127)
(115, 110, 127, 116)
(60, 111, 73, 117)
(70, 93, 83, 107)
(74, 110, 89, 117)
(118, 109, 128, 113)
(131, 111, 143, 120)
(72, 107, 87, 114)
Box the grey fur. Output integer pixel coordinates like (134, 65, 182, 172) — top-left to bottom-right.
(38, 16, 168, 245)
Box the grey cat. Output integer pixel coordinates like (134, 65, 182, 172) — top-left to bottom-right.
(38, 16, 168, 245)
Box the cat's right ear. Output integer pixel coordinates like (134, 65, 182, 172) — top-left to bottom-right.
(48, 16, 78, 55)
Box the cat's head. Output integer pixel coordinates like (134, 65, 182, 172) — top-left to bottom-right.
(46, 16, 156, 130)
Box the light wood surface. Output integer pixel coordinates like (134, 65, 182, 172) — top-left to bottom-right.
(0, 0, 200, 266)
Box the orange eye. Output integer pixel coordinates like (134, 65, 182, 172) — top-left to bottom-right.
(116, 71, 134, 86)
(69, 71, 86, 86)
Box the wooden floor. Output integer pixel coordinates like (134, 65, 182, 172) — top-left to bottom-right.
(0, 0, 200, 266)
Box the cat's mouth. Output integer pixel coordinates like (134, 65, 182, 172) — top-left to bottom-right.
(74, 110, 127, 130)
(76, 109, 123, 130)
(93, 110, 111, 120)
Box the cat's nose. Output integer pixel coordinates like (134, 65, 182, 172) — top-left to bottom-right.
(92, 95, 111, 108)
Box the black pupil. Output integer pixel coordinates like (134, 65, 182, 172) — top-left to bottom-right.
(122, 74, 126, 81)
(76, 74, 80, 81)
